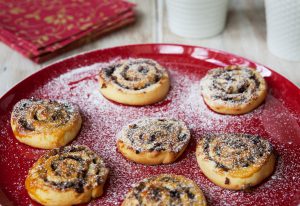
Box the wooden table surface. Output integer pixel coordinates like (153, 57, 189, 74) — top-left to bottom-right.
(0, 0, 299, 97)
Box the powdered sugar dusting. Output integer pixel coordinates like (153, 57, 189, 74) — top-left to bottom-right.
(117, 117, 190, 153)
(0, 59, 299, 206)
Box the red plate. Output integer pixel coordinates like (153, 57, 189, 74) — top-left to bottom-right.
(0, 44, 299, 206)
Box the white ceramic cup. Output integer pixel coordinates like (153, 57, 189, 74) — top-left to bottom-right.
(166, 0, 229, 38)
(265, 0, 300, 61)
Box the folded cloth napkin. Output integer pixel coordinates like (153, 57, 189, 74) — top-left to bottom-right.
(0, 0, 135, 63)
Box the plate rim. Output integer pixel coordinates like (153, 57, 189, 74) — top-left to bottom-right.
(0, 43, 300, 205)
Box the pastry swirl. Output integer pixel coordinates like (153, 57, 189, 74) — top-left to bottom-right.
(122, 174, 206, 206)
(200, 65, 267, 114)
(11, 99, 82, 149)
(25, 145, 109, 206)
(99, 58, 170, 105)
(117, 118, 190, 165)
(196, 134, 276, 190)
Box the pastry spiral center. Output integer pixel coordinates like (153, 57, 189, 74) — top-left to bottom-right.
(13, 99, 76, 132)
(130, 176, 199, 205)
(33, 146, 108, 193)
(49, 157, 83, 180)
(32, 104, 70, 124)
(105, 59, 163, 90)
(204, 134, 272, 170)
(201, 66, 263, 103)
(124, 65, 152, 81)
(211, 139, 252, 168)
(120, 118, 190, 153)
(214, 70, 253, 94)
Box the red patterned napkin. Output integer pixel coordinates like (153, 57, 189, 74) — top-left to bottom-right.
(0, 0, 135, 63)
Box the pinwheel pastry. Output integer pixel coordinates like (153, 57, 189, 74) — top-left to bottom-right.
(122, 174, 206, 206)
(200, 65, 267, 114)
(99, 58, 170, 106)
(196, 134, 276, 190)
(11, 98, 82, 149)
(117, 118, 190, 165)
(25, 145, 109, 206)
